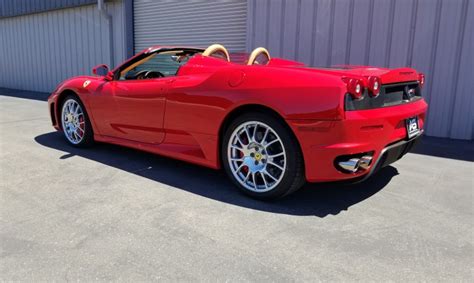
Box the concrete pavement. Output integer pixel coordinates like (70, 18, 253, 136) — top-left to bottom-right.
(1, 90, 473, 281)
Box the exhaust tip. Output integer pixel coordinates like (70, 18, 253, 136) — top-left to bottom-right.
(359, 155, 373, 170)
(338, 158, 360, 173)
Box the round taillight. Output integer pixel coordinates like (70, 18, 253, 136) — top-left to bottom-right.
(367, 76, 381, 97)
(348, 78, 364, 100)
(342, 77, 365, 100)
(355, 83, 361, 94)
(418, 73, 425, 88)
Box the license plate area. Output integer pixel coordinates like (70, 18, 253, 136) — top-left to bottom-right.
(406, 116, 420, 139)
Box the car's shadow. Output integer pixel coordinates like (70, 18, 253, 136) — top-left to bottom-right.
(35, 132, 398, 217)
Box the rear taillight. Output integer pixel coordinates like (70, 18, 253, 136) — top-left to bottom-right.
(343, 77, 364, 100)
(418, 73, 425, 88)
(367, 76, 381, 97)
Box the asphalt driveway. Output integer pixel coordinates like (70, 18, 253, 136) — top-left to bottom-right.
(1, 89, 473, 281)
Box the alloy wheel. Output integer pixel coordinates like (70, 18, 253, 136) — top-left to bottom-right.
(227, 121, 287, 192)
(61, 99, 85, 144)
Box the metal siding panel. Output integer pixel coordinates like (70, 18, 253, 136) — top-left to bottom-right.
(281, 0, 299, 59)
(74, 7, 84, 75)
(44, 12, 51, 91)
(368, 0, 391, 67)
(384, 0, 396, 67)
(330, 0, 350, 66)
(28, 14, 36, 90)
(60, 11, 69, 80)
(7, 20, 15, 87)
(426, 0, 464, 137)
(53, 10, 63, 90)
(39, 15, 46, 89)
(93, 8, 102, 69)
(28, 15, 37, 90)
(112, 0, 126, 67)
(388, 0, 412, 68)
(124, 0, 134, 57)
(7, 22, 17, 87)
(348, 0, 371, 65)
(297, 0, 317, 64)
(10, 18, 18, 89)
(27, 15, 35, 88)
(133, 0, 247, 53)
(38, 0, 45, 10)
(43, 10, 51, 90)
(0, 22, 6, 87)
(18, 16, 26, 89)
(294, 0, 302, 60)
(84, 5, 93, 74)
(0, 0, 98, 18)
(7, 19, 16, 88)
(45, 13, 52, 90)
(0, 23, 3, 86)
(313, 0, 332, 66)
(91, 8, 99, 70)
(70, 9, 79, 79)
(85, 6, 94, 73)
(406, 0, 418, 66)
(0, 2, 126, 92)
(309, 0, 319, 66)
(267, 0, 283, 56)
(253, 0, 267, 49)
(449, 0, 473, 140)
(411, 0, 438, 107)
(277, 0, 286, 55)
(246, 0, 254, 52)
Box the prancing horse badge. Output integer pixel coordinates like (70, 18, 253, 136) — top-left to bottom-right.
(83, 80, 91, 88)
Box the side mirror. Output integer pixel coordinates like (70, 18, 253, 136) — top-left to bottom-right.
(92, 64, 113, 80)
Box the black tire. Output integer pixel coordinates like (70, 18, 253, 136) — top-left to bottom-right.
(60, 94, 94, 147)
(222, 112, 305, 200)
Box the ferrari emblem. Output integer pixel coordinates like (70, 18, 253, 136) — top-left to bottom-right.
(83, 80, 91, 88)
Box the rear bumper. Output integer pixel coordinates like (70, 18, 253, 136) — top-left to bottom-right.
(355, 131, 422, 182)
(288, 99, 428, 182)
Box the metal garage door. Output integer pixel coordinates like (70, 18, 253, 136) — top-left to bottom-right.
(133, 0, 248, 54)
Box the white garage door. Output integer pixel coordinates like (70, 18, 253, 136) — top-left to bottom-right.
(134, 0, 248, 53)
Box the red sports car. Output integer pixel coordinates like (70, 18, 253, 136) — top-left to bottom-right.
(48, 44, 428, 199)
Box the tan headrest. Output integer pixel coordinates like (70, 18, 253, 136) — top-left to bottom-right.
(202, 44, 230, 62)
(247, 47, 271, 65)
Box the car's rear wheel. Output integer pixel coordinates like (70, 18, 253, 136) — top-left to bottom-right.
(60, 95, 94, 147)
(222, 112, 305, 200)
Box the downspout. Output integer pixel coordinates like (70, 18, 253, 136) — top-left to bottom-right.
(98, 0, 115, 68)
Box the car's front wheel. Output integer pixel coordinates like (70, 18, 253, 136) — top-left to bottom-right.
(60, 95, 94, 147)
(222, 112, 305, 200)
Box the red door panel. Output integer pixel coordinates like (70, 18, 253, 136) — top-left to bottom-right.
(89, 79, 169, 144)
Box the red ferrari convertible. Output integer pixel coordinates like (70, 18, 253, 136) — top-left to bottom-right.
(48, 44, 427, 199)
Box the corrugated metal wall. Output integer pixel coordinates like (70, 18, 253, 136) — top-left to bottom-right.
(248, 0, 473, 140)
(0, 1, 126, 93)
(0, 0, 97, 18)
(133, 0, 247, 53)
